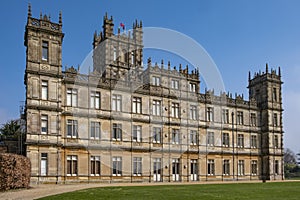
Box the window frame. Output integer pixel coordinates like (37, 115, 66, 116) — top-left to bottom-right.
(90, 121, 100, 140)
(41, 80, 48, 100)
(42, 41, 49, 61)
(90, 156, 101, 176)
(67, 119, 78, 138)
(41, 115, 48, 134)
(112, 123, 122, 141)
(67, 155, 78, 176)
(132, 97, 142, 114)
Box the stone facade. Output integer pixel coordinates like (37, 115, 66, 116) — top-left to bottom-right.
(24, 5, 284, 184)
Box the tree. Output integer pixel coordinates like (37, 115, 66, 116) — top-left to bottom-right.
(284, 148, 297, 164)
(0, 120, 21, 139)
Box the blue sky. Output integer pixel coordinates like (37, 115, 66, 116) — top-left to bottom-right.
(0, 0, 300, 153)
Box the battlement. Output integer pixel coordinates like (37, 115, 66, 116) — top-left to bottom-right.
(25, 4, 63, 33)
(249, 63, 282, 86)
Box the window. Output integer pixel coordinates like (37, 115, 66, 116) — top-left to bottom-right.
(190, 130, 198, 145)
(90, 91, 100, 109)
(131, 51, 135, 64)
(152, 100, 161, 116)
(250, 113, 257, 126)
(90, 156, 100, 176)
(206, 107, 214, 122)
(40, 153, 48, 176)
(273, 113, 278, 127)
(112, 157, 122, 176)
(237, 111, 244, 125)
(190, 105, 197, 120)
(251, 135, 257, 148)
(153, 127, 161, 143)
(172, 158, 180, 181)
(171, 79, 179, 89)
(90, 121, 100, 139)
(153, 158, 161, 182)
(113, 47, 117, 61)
(41, 115, 48, 134)
(171, 102, 180, 118)
(273, 88, 277, 102)
(189, 83, 196, 92)
(237, 134, 244, 148)
(172, 129, 180, 144)
(152, 76, 160, 86)
(67, 89, 78, 107)
(207, 159, 215, 175)
(222, 109, 229, 124)
(222, 133, 230, 147)
(275, 160, 279, 175)
(133, 157, 142, 176)
(41, 81, 48, 100)
(67, 155, 78, 176)
(223, 160, 230, 175)
(190, 159, 198, 181)
(207, 132, 214, 146)
(112, 94, 122, 111)
(133, 125, 142, 142)
(251, 160, 258, 175)
(67, 119, 78, 138)
(42, 41, 48, 61)
(274, 135, 279, 148)
(112, 123, 122, 141)
(132, 97, 142, 114)
(238, 160, 245, 176)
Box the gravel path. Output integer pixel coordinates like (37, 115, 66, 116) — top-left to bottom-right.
(0, 180, 295, 200)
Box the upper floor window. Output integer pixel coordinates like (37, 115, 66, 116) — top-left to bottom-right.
(274, 135, 279, 148)
(132, 97, 142, 114)
(222, 132, 230, 147)
(237, 111, 244, 125)
(152, 76, 160, 86)
(207, 132, 215, 146)
(190, 130, 198, 145)
(112, 123, 122, 141)
(42, 41, 48, 61)
(273, 88, 277, 102)
(250, 113, 257, 126)
(190, 105, 197, 120)
(206, 107, 214, 122)
(41, 115, 48, 134)
(67, 119, 78, 138)
(113, 47, 117, 61)
(189, 83, 196, 92)
(172, 129, 180, 144)
(251, 135, 257, 148)
(237, 134, 244, 148)
(273, 113, 278, 127)
(131, 51, 135, 65)
(90, 91, 100, 109)
(90, 121, 100, 139)
(133, 125, 142, 142)
(152, 100, 161, 116)
(171, 102, 180, 118)
(171, 79, 179, 89)
(112, 94, 122, 111)
(67, 88, 78, 107)
(222, 109, 229, 124)
(153, 127, 162, 143)
(41, 81, 48, 100)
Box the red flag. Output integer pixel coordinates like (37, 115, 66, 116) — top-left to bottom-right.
(120, 23, 125, 30)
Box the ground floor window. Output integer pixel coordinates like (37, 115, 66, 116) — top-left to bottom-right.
(133, 157, 142, 176)
(190, 159, 198, 181)
(153, 158, 162, 182)
(112, 157, 122, 176)
(91, 156, 100, 176)
(40, 153, 48, 176)
(275, 160, 279, 175)
(207, 159, 215, 176)
(238, 160, 245, 176)
(67, 155, 78, 176)
(223, 160, 230, 176)
(172, 158, 180, 181)
(251, 160, 257, 175)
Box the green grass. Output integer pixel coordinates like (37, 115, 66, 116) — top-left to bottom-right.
(39, 182, 300, 200)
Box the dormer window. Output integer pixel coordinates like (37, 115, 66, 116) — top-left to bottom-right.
(42, 41, 48, 61)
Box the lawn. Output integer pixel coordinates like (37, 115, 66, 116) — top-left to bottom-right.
(38, 182, 300, 200)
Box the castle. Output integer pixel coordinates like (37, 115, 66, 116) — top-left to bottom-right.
(24, 5, 284, 184)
